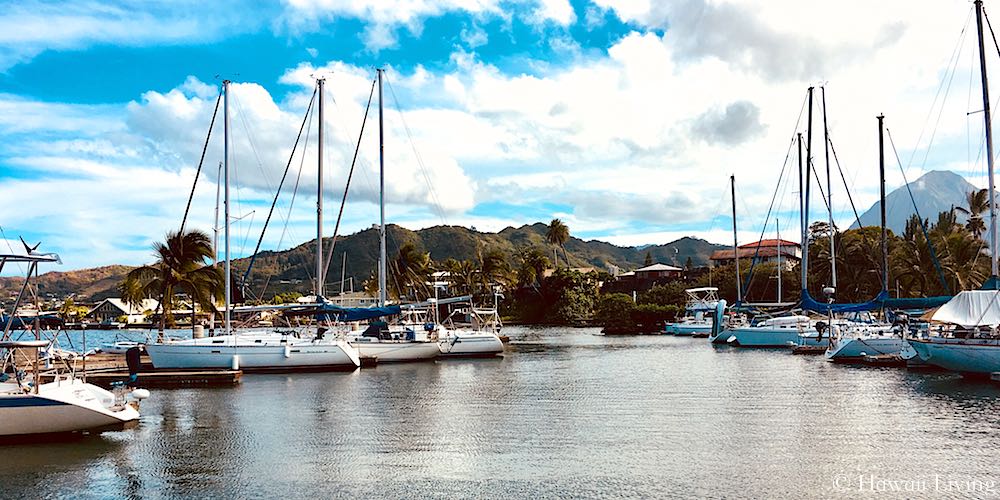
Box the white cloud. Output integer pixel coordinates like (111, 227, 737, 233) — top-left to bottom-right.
(0, 1, 264, 71)
(280, 0, 576, 50)
(1, 0, 995, 272)
(534, 0, 575, 26)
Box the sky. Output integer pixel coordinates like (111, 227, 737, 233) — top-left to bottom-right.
(0, 0, 997, 271)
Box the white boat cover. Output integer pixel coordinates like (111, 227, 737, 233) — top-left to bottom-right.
(931, 290, 1000, 327)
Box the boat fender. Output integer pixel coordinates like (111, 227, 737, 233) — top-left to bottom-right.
(284, 345, 292, 358)
(130, 388, 150, 400)
(231, 355, 240, 370)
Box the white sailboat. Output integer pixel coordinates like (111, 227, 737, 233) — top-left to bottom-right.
(715, 167, 830, 347)
(824, 115, 911, 362)
(908, 0, 1000, 376)
(146, 79, 361, 372)
(0, 252, 147, 439)
(344, 68, 441, 364)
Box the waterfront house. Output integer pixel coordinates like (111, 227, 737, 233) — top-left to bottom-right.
(709, 239, 801, 270)
(85, 298, 159, 325)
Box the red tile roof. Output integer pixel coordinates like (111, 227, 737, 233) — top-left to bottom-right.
(738, 239, 800, 249)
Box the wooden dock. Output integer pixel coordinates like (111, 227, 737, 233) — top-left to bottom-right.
(29, 353, 242, 389)
(861, 354, 907, 367)
(790, 345, 827, 355)
(40, 369, 242, 388)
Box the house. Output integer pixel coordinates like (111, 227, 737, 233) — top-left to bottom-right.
(601, 262, 684, 294)
(633, 263, 683, 280)
(710, 239, 801, 270)
(85, 298, 159, 325)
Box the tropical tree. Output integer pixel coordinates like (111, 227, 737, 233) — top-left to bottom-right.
(955, 188, 990, 239)
(119, 229, 224, 340)
(389, 241, 432, 301)
(479, 247, 511, 291)
(546, 218, 570, 267)
(516, 246, 550, 290)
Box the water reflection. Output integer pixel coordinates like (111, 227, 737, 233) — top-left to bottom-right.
(4, 327, 1000, 497)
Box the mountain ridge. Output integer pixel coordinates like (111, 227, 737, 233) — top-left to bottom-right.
(0, 224, 725, 302)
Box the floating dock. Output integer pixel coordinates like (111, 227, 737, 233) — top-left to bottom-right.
(861, 354, 907, 367)
(32, 353, 242, 388)
(790, 345, 826, 355)
(40, 369, 242, 388)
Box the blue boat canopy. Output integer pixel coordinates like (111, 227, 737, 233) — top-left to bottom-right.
(310, 304, 401, 322)
(800, 289, 889, 313)
(882, 296, 952, 309)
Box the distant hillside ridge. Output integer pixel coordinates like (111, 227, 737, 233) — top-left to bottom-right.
(0, 223, 726, 301)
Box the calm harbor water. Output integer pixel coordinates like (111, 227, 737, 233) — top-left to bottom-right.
(5, 326, 1000, 498)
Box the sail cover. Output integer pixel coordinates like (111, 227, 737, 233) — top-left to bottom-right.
(800, 289, 889, 313)
(930, 290, 1000, 327)
(283, 304, 401, 321)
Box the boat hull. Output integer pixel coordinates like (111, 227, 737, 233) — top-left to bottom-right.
(438, 331, 504, 357)
(350, 339, 441, 363)
(908, 338, 1000, 375)
(825, 337, 915, 362)
(726, 327, 828, 348)
(146, 337, 360, 371)
(0, 380, 139, 438)
(665, 323, 711, 336)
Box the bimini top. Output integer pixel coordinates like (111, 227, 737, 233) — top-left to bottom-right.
(931, 290, 1000, 327)
(0, 253, 61, 264)
(684, 287, 718, 294)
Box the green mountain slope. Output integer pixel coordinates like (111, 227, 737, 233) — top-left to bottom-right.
(0, 224, 725, 301)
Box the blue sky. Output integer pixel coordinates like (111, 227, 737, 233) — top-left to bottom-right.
(0, 0, 993, 271)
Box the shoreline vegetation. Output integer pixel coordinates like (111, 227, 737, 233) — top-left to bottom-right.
(15, 201, 996, 334)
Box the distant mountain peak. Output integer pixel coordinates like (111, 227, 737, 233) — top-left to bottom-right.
(851, 169, 978, 234)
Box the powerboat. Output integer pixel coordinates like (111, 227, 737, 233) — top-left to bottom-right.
(0, 250, 148, 439)
(664, 287, 719, 337)
(1, 342, 147, 439)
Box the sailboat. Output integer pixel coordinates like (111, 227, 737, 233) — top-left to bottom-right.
(908, 0, 1000, 376)
(824, 115, 915, 362)
(145, 79, 362, 372)
(1, 251, 148, 439)
(717, 162, 827, 348)
(341, 69, 441, 363)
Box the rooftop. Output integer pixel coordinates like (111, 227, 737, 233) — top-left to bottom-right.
(635, 263, 683, 272)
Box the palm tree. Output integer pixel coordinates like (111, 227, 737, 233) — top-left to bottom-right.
(389, 241, 432, 300)
(955, 188, 990, 239)
(546, 218, 570, 267)
(120, 229, 224, 341)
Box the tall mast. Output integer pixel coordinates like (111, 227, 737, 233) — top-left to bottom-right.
(798, 132, 807, 291)
(340, 252, 347, 295)
(213, 161, 221, 267)
(223, 80, 231, 336)
(731, 174, 741, 303)
(803, 87, 814, 294)
(777, 219, 782, 303)
(976, 0, 998, 278)
(377, 68, 387, 307)
(822, 87, 836, 288)
(878, 114, 888, 292)
(316, 78, 325, 298)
